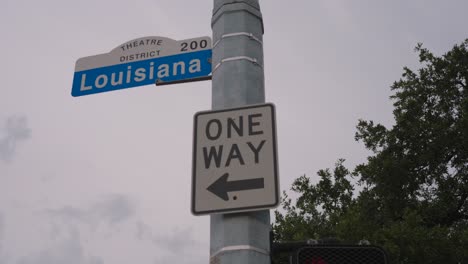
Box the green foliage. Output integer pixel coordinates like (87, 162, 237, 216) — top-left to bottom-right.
(274, 159, 354, 241)
(273, 39, 468, 263)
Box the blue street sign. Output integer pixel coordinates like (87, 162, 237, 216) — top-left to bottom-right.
(72, 36, 212, 97)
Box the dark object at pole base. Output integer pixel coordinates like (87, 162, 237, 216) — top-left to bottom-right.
(295, 245, 387, 264)
(270, 234, 387, 264)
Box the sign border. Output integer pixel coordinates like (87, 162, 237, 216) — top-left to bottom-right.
(191, 103, 279, 215)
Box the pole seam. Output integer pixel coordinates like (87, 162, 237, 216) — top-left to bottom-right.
(210, 245, 270, 259)
(213, 32, 262, 48)
(212, 56, 262, 73)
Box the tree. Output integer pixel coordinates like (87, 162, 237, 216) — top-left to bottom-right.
(273, 39, 468, 264)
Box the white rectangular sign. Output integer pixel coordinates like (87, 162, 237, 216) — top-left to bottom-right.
(192, 103, 279, 215)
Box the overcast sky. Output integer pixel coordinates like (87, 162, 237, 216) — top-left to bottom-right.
(1, 1, 467, 263)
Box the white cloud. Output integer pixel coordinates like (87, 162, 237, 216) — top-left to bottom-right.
(153, 254, 206, 264)
(152, 227, 198, 254)
(0, 212, 4, 246)
(135, 221, 207, 263)
(0, 116, 31, 162)
(11, 196, 135, 264)
(16, 228, 103, 264)
(135, 221, 152, 241)
(135, 221, 199, 252)
(46, 194, 135, 230)
(0, 212, 5, 264)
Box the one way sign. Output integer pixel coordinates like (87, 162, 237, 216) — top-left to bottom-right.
(191, 103, 279, 215)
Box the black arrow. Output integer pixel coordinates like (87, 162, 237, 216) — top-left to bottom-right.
(207, 173, 265, 201)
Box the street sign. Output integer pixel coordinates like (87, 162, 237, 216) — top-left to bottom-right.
(72, 36, 212, 97)
(192, 103, 279, 215)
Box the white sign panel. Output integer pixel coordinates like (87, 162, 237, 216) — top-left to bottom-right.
(192, 103, 279, 215)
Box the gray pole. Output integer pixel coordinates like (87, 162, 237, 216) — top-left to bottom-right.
(210, 0, 270, 263)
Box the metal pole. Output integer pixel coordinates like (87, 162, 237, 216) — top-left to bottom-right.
(210, 0, 270, 263)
